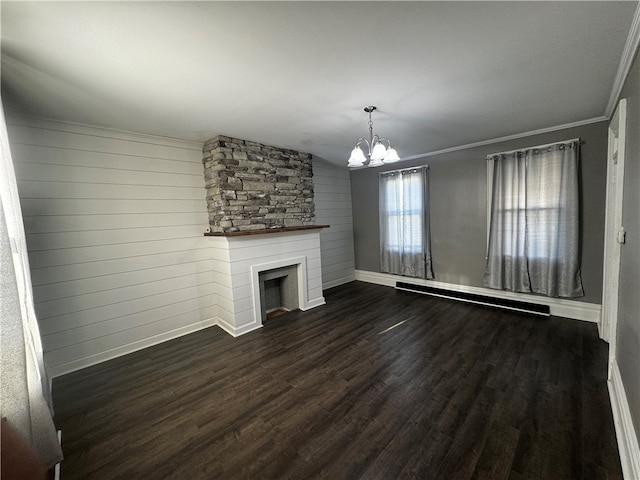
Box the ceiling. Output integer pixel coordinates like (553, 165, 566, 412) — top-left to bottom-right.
(1, 1, 638, 167)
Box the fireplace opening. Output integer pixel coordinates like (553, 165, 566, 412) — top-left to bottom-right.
(258, 266, 299, 322)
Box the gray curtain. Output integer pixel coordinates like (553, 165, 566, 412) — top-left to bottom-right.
(484, 140, 584, 298)
(380, 166, 433, 279)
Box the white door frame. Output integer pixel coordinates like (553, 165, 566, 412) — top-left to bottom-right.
(601, 98, 627, 377)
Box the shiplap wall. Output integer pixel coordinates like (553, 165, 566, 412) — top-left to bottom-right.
(7, 116, 216, 377)
(312, 162, 356, 289)
(7, 116, 356, 377)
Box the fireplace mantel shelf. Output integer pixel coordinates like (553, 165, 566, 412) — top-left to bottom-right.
(204, 225, 330, 237)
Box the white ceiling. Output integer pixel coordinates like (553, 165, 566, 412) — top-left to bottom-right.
(1, 1, 637, 166)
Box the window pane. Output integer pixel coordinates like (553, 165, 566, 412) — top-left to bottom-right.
(383, 174, 423, 251)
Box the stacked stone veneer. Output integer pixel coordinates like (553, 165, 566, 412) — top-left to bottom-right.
(202, 135, 315, 232)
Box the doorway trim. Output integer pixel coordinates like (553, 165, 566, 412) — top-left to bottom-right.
(601, 98, 627, 376)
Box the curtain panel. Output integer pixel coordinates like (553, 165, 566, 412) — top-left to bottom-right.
(484, 140, 584, 298)
(379, 166, 433, 279)
(0, 100, 63, 468)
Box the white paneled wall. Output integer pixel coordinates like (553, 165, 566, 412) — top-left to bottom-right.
(7, 117, 357, 377)
(7, 117, 216, 377)
(313, 162, 356, 288)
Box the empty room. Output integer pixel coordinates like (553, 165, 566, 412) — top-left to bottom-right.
(1, 2, 639, 479)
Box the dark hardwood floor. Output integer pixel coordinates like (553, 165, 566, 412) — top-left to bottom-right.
(53, 281, 622, 479)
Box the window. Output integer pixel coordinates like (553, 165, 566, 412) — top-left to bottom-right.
(484, 140, 583, 298)
(379, 166, 433, 279)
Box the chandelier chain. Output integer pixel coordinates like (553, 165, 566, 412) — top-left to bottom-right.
(368, 112, 374, 143)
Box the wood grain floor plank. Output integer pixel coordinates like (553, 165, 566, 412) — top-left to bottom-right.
(53, 281, 623, 479)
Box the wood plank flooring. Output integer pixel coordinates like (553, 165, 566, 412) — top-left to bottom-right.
(52, 281, 623, 479)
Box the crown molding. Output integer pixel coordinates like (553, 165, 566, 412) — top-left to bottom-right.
(605, 1, 640, 118)
(399, 116, 607, 162)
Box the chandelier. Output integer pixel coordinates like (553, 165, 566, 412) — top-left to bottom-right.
(347, 106, 400, 168)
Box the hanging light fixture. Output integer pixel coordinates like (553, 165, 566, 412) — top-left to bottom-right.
(347, 106, 400, 168)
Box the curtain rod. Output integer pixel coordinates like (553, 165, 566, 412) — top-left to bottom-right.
(378, 164, 429, 176)
(486, 138, 581, 158)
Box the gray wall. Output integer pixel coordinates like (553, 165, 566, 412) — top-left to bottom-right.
(616, 47, 640, 446)
(351, 121, 608, 305)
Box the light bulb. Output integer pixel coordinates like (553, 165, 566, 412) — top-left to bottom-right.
(370, 142, 387, 161)
(347, 146, 366, 167)
(383, 148, 400, 163)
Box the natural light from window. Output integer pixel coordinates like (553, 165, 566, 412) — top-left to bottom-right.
(383, 174, 423, 253)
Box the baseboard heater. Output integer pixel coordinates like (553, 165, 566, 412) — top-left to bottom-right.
(395, 282, 550, 316)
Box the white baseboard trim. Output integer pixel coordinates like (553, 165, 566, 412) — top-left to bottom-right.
(609, 360, 640, 480)
(50, 296, 328, 376)
(354, 270, 601, 322)
(216, 317, 263, 338)
(323, 274, 357, 290)
(301, 297, 326, 311)
(48, 318, 218, 378)
(217, 296, 325, 337)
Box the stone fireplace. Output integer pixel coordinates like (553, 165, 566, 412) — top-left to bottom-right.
(202, 135, 315, 233)
(202, 136, 327, 336)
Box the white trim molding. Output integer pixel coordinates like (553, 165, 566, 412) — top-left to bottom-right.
(399, 117, 607, 163)
(300, 297, 327, 311)
(54, 430, 62, 480)
(354, 270, 601, 322)
(606, 2, 640, 118)
(609, 360, 640, 480)
(216, 316, 263, 338)
(251, 256, 311, 326)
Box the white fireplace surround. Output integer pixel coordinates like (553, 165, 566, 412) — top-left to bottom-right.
(207, 229, 326, 337)
(252, 257, 307, 323)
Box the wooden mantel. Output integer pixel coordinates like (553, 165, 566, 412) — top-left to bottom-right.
(204, 225, 329, 237)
